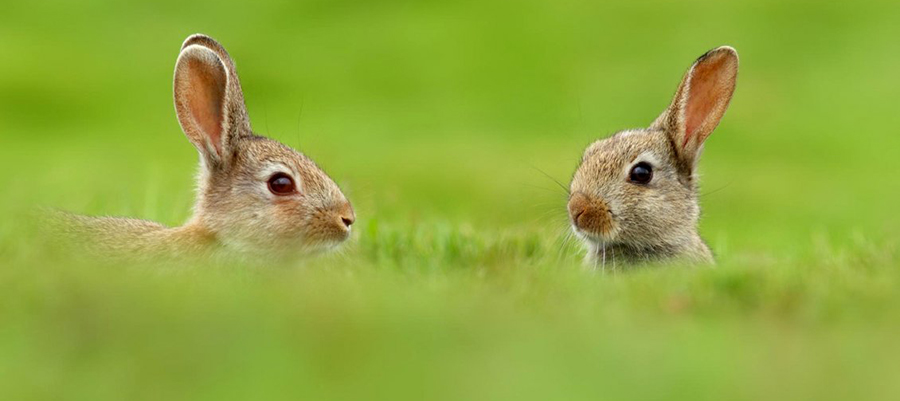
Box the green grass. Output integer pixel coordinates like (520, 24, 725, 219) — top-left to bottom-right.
(3, 0, 900, 399)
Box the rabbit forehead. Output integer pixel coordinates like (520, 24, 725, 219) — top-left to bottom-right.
(579, 129, 670, 172)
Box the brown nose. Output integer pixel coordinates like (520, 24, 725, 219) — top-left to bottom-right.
(567, 192, 613, 236)
(338, 202, 355, 228)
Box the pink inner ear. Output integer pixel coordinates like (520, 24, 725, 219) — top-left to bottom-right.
(683, 55, 730, 147)
(186, 57, 226, 154)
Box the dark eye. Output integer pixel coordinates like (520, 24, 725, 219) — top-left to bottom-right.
(267, 173, 296, 195)
(629, 162, 653, 185)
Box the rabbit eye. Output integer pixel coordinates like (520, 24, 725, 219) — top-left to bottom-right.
(629, 162, 653, 185)
(267, 173, 296, 195)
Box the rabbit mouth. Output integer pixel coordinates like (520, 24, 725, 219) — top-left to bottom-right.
(306, 219, 353, 246)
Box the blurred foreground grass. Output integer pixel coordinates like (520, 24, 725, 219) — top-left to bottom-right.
(2, 0, 900, 400)
(3, 223, 899, 400)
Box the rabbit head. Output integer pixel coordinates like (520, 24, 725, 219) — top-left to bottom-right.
(568, 46, 738, 265)
(173, 34, 354, 255)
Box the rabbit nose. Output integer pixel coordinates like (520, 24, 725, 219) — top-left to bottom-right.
(568, 192, 613, 236)
(341, 215, 355, 228)
(338, 202, 355, 228)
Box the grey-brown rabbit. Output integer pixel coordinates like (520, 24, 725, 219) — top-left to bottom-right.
(567, 46, 738, 267)
(57, 34, 355, 261)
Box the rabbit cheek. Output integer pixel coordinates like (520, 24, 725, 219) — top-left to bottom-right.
(267, 197, 311, 239)
(568, 192, 616, 238)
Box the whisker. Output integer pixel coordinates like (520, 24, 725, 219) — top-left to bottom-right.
(601, 242, 606, 274)
(611, 246, 617, 276)
(701, 181, 734, 197)
(518, 182, 571, 198)
(556, 227, 574, 266)
(532, 207, 568, 226)
(524, 198, 569, 226)
(527, 163, 570, 196)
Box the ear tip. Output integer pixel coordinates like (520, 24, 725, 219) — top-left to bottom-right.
(693, 46, 739, 76)
(181, 33, 221, 51)
(176, 44, 221, 65)
(174, 45, 227, 88)
(715, 46, 739, 61)
(705, 46, 739, 63)
(714, 45, 737, 53)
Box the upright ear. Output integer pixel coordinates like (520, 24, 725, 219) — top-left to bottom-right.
(173, 34, 251, 166)
(652, 46, 738, 169)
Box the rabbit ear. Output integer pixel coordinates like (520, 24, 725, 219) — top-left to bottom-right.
(653, 46, 738, 169)
(173, 34, 251, 166)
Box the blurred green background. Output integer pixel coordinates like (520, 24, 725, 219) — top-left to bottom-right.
(2, 0, 899, 400)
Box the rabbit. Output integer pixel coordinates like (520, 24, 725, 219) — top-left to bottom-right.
(55, 34, 355, 262)
(567, 46, 738, 267)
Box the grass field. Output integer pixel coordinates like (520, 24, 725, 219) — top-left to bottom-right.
(2, 0, 900, 399)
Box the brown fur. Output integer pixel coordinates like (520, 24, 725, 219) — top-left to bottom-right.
(54, 34, 354, 262)
(567, 47, 738, 267)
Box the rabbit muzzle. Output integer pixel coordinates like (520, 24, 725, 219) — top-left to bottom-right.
(568, 192, 615, 239)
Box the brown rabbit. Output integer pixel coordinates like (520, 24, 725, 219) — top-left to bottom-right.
(57, 34, 355, 261)
(567, 46, 738, 267)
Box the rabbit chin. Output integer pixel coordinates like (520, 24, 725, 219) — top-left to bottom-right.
(571, 221, 620, 243)
(571, 228, 628, 266)
(216, 229, 350, 259)
(301, 231, 352, 253)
